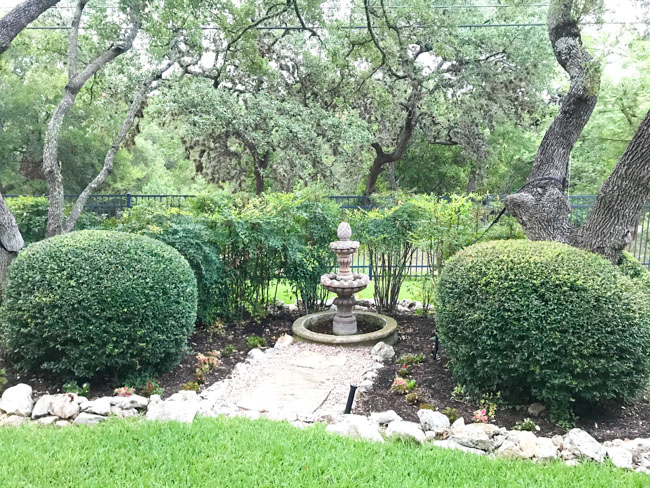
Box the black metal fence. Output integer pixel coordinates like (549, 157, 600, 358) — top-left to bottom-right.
(6, 193, 650, 270)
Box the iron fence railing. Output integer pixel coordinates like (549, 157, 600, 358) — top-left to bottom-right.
(6, 193, 650, 270)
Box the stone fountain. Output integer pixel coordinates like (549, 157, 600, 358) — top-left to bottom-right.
(292, 222, 397, 346)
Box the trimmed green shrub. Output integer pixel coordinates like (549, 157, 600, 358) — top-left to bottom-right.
(435, 240, 650, 424)
(110, 207, 228, 325)
(1, 230, 197, 381)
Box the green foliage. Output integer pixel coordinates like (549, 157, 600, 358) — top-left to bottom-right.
(246, 335, 267, 349)
(397, 353, 425, 366)
(513, 418, 539, 432)
(1, 230, 197, 382)
(436, 240, 650, 424)
(441, 407, 459, 424)
(140, 380, 164, 398)
(62, 381, 90, 397)
(180, 381, 200, 392)
(0, 368, 7, 393)
(110, 206, 227, 325)
(221, 344, 237, 358)
(419, 403, 436, 411)
(406, 392, 420, 404)
(5, 196, 104, 245)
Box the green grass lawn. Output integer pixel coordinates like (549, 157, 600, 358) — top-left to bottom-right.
(274, 279, 423, 304)
(0, 417, 647, 487)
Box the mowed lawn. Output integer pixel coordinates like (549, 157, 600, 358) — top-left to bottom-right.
(0, 417, 647, 488)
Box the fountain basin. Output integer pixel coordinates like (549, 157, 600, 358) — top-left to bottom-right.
(320, 272, 369, 295)
(292, 311, 398, 347)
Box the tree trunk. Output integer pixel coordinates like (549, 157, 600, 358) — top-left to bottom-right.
(504, 0, 600, 243)
(575, 110, 650, 263)
(364, 86, 421, 196)
(0, 0, 60, 55)
(0, 193, 24, 293)
(467, 167, 477, 193)
(43, 0, 140, 237)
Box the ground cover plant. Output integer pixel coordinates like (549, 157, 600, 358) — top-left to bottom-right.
(435, 240, 650, 426)
(0, 230, 198, 383)
(0, 417, 647, 488)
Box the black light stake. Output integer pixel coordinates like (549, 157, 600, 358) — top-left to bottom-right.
(431, 333, 439, 361)
(344, 385, 358, 414)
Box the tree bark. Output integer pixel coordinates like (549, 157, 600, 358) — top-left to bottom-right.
(504, 0, 600, 243)
(575, 110, 650, 263)
(0, 193, 24, 293)
(43, 0, 140, 237)
(0, 0, 60, 55)
(364, 86, 420, 195)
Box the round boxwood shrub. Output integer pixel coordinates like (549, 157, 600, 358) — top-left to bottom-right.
(435, 240, 650, 424)
(1, 230, 197, 382)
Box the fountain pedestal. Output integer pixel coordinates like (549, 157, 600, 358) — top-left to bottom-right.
(320, 222, 370, 336)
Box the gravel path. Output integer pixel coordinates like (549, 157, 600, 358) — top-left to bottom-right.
(200, 341, 378, 420)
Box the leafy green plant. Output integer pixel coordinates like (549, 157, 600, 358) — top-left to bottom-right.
(0, 368, 7, 393)
(436, 240, 650, 425)
(113, 386, 135, 397)
(419, 403, 436, 411)
(246, 335, 267, 349)
(1, 230, 198, 382)
(180, 381, 200, 391)
(451, 385, 466, 402)
(396, 364, 413, 377)
(140, 380, 164, 398)
(390, 377, 416, 394)
(513, 418, 540, 432)
(62, 381, 90, 397)
(406, 392, 420, 404)
(441, 407, 459, 424)
(194, 351, 221, 384)
(221, 345, 237, 358)
(397, 353, 425, 366)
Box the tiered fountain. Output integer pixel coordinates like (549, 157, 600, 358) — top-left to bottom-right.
(292, 222, 397, 346)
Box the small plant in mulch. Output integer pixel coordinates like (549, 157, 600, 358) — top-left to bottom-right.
(451, 384, 467, 402)
(419, 403, 436, 411)
(114, 386, 135, 397)
(63, 381, 91, 397)
(390, 377, 416, 394)
(246, 335, 267, 348)
(180, 381, 200, 391)
(472, 408, 488, 423)
(441, 407, 459, 423)
(396, 353, 425, 366)
(194, 351, 221, 385)
(513, 418, 540, 432)
(140, 380, 164, 398)
(206, 320, 227, 340)
(221, 344, 237, 357)
(406, 392, 420, 404)
(396, 364, 413, 378)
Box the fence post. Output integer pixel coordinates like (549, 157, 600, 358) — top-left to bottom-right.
(126, 193, 132, 209)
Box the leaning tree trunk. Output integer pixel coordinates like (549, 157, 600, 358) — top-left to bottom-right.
(0, 0, 60, 55)
(575, 110, 650, 263)
(504, 0, 600, 243)
(0, 194, 24, 293)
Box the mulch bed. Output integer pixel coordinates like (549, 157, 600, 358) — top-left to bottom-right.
(3, 312, 649, 441)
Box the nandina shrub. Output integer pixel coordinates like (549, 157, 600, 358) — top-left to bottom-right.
(1, 230, 197, 381)
(435, 240, 650, 424)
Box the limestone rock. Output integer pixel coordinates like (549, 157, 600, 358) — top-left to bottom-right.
(357, 379, 374, 392)
(607, 446, 634, 470)
(31, 395, 55, 419)
(110, 394, 149, 410)
(54, 420, 71, 427)
(146, 400, 198, 423)
(49, 394, 80, 420)
(168, 391, 200, 403)
(0, 414, 30, 427)
(274, 334, 294, 349)
(369, 410, 401, 425)
(81, 397, 111, 416)
(527, 402, 546, 417)
(563, 428, 606, 462)
(246, 348, 266, 363)
(451, 423, 504, 452)
(0, 383, 33, 417)
(535, 436, 559, 462)
(432, 439, 485, 455)
(371, 342, 395, 362)
(450, 417, 465, 434)
(110, 406, 139, 418)
(417, 410, 450, 434)
(496, 439, 526, 459)
(326, 415, 384, 443)
(511, 430, 538, 458)
(36, 416, 58, 426)
(74, 412, 106, 426)
(385, 420, 426, 444)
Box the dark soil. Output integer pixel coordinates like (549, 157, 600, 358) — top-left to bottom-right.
(1, 312, 294, 400)
(3, 312, 650, 441)
(353, 313, 650, 442)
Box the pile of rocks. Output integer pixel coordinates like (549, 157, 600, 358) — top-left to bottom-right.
(323, 409, 650, 473)
(0, 384, 150, 427)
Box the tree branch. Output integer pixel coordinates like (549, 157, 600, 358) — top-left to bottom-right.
(0, 0, 60, 55)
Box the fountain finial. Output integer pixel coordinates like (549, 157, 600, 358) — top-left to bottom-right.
(337, 222, 352, 241)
